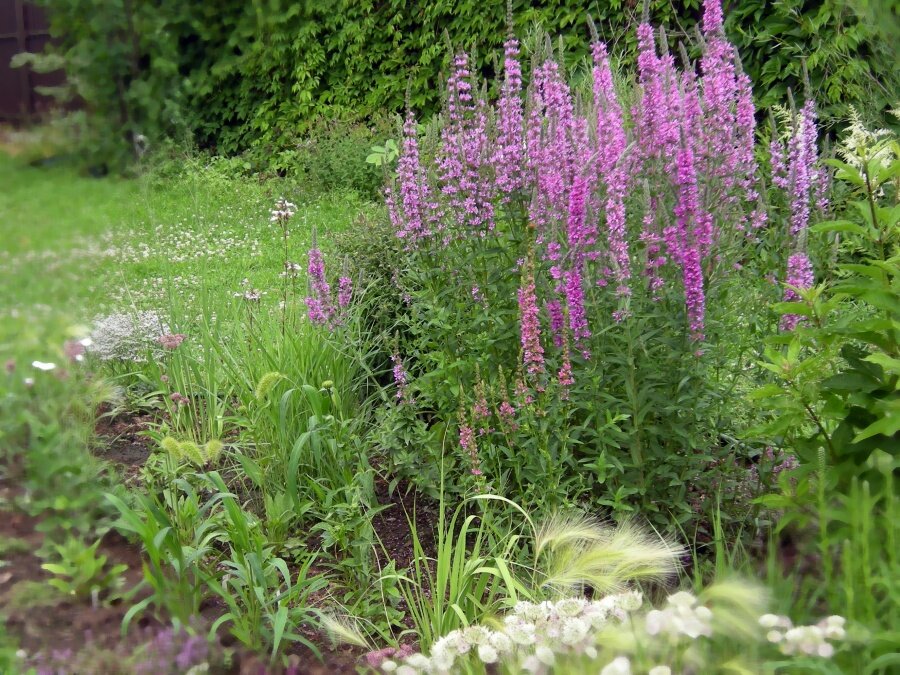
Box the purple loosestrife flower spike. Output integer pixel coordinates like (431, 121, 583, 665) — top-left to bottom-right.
(439, 52, 495, 233)
(338, 276, 352, 308)
(392, 352, 412, 405)
(775, 100, 823, 235)
(389, 110, 433, 244)
(546, 299, 565, 348)
(305, 247, 334, 325)
(495, 35, 525, 198)
(518, 253, 545, 377)
(672, 143, 707, 340)
(564, 264, 591, 358)
(781, 252, 814, 331)
(592, 41, 631, 291)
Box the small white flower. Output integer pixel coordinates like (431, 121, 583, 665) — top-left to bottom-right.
(759, 614, 781, 629)
(464, 625, 492, 646)
(31, 361, 57, 371)
(667, 591, 697, 608)
(381, 660, 397, 672)
(599, 656, 631, 675)
(584, 646, 598, 659)
(817, 642, 835, 658)
(404, 653, 431, 670)
(23, 377, 35, 387)
(560, 616, 590, 645)
(535, 644, 555, 666)
(506, 619, 537, 645)
(395, 666, 417, 675)
(619, 591, 643, 612)
(645, 609, 664, 636)
(648, 667, 672, 675)
(489, 631, 512, 653)
(477, 644, 498, 664)
(556, 597, 588, 617)
(767, 630, 784, 643)
(521, 655, 542, 673)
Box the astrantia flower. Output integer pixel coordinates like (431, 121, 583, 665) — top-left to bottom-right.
(600, 656, 632, 675)
(476, 644, 498, 664)
(157, 333, 186, 350)
(64, 340, 86, 362)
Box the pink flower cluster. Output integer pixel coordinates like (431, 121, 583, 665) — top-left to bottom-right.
(780, 252, 814, 331)
(304, 248, 352, 326)
(771, 100, 828, 235)
(385, 0, 820, 390)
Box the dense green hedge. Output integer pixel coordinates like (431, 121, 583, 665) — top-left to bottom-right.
(35, 0, 900, 164)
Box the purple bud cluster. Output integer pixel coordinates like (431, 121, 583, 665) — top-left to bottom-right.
(305, 248, 352, 326)
(780, 252, 814, 331)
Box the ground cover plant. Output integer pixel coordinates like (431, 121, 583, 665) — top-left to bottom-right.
(1, 0, 898, 673)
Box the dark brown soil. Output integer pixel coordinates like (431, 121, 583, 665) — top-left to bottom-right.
(0, 409, 445, 673)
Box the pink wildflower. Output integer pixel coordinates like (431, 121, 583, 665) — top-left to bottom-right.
(338, 276, 352, 308)
(494, 35, 525, 197)
(517, 256, 545, 376)
(305, 248, 334, 325)
(157, 334, 186, 350)
(780, 252, 814, 331)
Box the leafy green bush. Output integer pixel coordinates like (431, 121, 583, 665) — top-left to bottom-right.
(752, 115, 899, 672)
(32, 0, 898, 169)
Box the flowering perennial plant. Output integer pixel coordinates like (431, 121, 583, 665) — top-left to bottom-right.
(384, 0, 817, 375)
(378, 589, 845, 674)
(304, 246, 352, 327)
(376, 0, 828, 513)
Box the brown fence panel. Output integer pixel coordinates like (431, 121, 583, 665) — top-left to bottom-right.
(0, 0, 64, 122)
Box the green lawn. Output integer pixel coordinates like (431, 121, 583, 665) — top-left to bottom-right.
(0, 152, 369, 356)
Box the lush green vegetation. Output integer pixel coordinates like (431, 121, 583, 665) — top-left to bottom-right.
(1, 0, 898, 673)
(23, 0, 899, 170)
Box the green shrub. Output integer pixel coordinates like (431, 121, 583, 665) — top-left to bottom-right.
(33, 0, 899, 169)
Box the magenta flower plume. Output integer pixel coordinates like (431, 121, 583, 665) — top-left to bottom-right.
(439, 52, 495, 233)
(546, 298, 565, 348)
(780, 252, 814, 331)
(392, 352, 413, 404)
(633, 24, 680, 171)
(305, 247, 334, 325)
(773, 100, 824, 235)
(564, 265, 591, 358)
(592, 41, 631, 290)
(338, 276, 352, 308)
(494, 36, 525, 198)
(557, 329, 575, 399)
(518, 256, 545, 376)
(388, 110, 434, 244)
(672, 144, 707, 340)
(702, 0, 724, 35)
(526, 58, 582, 232)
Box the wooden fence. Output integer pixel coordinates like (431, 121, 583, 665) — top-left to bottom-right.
(0, 0, 63, 122)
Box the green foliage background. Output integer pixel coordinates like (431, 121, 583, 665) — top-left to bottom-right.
(35, 0, 899, 164)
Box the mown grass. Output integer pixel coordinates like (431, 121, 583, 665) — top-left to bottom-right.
(0, 151, 371, 357)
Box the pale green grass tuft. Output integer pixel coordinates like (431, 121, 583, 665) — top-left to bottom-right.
(537, 514, 682, 595)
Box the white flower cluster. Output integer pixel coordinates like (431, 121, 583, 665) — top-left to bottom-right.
(270, 198, 298, 224)
(88, 310, 170, 362)
(645, 591, 713, 639)
(836, 106, 896, 171)
(759, 613, 845, 658)
(380, 592, 643, 675)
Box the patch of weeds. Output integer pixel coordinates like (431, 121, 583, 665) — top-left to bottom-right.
(2, 580, 63, 611)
